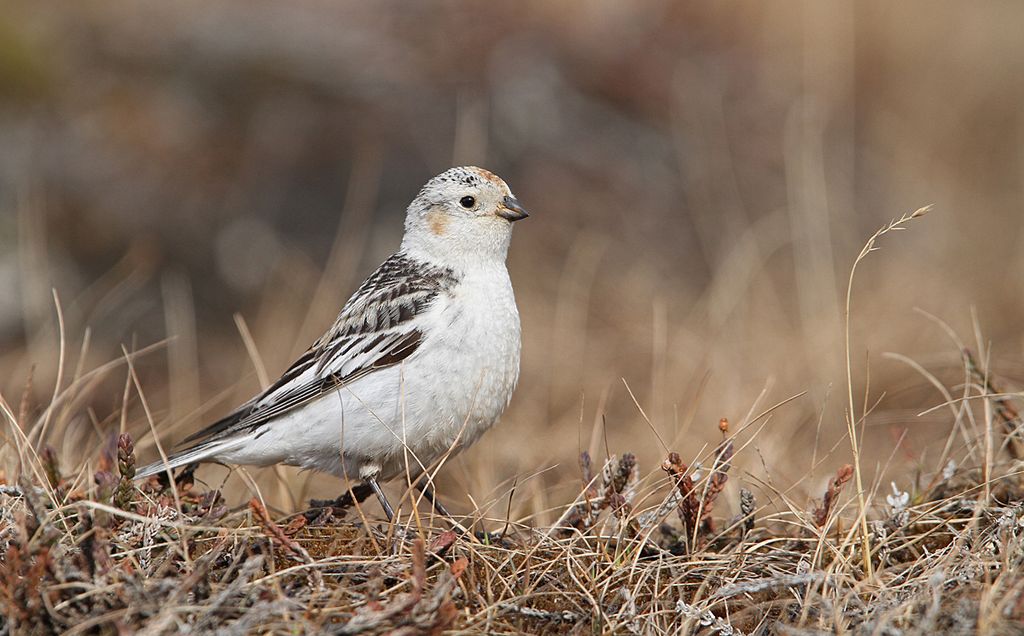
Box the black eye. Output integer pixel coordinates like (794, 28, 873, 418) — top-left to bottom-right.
(459, 196, 476, 208)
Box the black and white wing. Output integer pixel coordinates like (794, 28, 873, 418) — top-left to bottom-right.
(181, 252, 456, 446)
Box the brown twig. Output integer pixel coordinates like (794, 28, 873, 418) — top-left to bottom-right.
(40, 446, 61, 491)
(699, 437, 735, 533)
(559, 451, 638, 534)
(814, 464, 854, 528)
(662, 452, 700, 544)
(249, 498, 318, 571)
(114, 433, 136, 511)
(739, 487, 756, 533)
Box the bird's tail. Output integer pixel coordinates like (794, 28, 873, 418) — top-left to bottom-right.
(133, 437, 245, 480)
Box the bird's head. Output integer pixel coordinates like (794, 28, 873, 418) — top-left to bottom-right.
(401, 166, 528, 266)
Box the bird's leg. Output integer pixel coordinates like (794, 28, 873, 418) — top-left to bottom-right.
(308, 482, 373, 511)
(415, 477, 452, 518)
(367, 477, 395, 521)
(156, 461, 199, 490)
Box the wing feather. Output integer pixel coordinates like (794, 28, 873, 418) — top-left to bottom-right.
(180, 253, 454, 446)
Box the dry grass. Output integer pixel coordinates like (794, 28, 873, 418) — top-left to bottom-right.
(3, 297, 1024, 633)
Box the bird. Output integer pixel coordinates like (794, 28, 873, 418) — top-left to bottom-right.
(135, 166, 528, 520)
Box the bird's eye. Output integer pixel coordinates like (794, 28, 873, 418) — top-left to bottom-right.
(459, 196, 476, 209)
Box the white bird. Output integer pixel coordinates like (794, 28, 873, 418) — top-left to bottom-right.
(136, 166, 528, 519)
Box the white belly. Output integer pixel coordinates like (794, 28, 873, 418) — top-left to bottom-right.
(217, 266, 521, 482)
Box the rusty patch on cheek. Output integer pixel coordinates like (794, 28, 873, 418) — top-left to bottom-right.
(427, 210, 449, 236)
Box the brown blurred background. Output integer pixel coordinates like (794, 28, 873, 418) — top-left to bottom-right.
(2, 1, 1023, 520)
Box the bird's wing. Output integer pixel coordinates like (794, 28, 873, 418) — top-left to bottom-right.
(181, 253, 456, 445)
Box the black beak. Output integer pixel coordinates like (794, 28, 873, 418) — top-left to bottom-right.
(497, 195, 530, 222)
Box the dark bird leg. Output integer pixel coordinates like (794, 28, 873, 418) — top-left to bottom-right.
(308, 478, 443, 523)
(415, 477, 452, 518)
(156, 462, 200, 490)
(367, 477, 394, 521)
(308, 482, 374, 510)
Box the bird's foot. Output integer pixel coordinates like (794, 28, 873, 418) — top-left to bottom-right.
(304, 483, 376, 521)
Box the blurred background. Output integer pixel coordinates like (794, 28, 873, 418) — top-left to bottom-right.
(2, 1, 1023, 520)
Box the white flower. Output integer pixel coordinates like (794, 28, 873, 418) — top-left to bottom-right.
(887, 482, 910, 510)
(942, 459, 957, 481)
(887, 482, 910, 527)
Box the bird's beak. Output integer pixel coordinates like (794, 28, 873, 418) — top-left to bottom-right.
(497, 195, 530, 222)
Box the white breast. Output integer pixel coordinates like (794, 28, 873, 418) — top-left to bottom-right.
(226, 264, 522, 481)
(391, 264, 521, 472)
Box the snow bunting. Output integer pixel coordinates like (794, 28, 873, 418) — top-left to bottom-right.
(136, 166, 528, 519)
